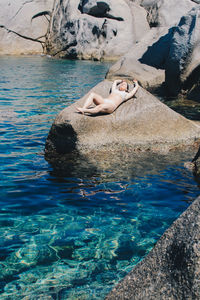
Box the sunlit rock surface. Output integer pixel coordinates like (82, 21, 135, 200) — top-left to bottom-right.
(45, 80, 200, 160)
(141, 0, 196, 27)
(0, 0, 54, 55)
(106, 2, 200, 97)
(106, 27, 169, 88)
(106, 195, 200, 300)
(46, 0, 149, 60)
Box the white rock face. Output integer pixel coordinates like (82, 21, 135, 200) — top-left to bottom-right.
(0, 0, 54, 55)
(47, 0, 149, 60)
(141, 0, 197, 27)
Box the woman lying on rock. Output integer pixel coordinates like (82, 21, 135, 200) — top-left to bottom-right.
(76, 79, 139, 115)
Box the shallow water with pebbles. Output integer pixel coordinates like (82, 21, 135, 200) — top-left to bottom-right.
(0, 56, 200, 299)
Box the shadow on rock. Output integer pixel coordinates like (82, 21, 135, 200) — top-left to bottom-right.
(139, 27, 175, 70)
(45, 123, 78, 157)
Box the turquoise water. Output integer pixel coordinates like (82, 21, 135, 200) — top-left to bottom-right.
(0, 56, 199, 299)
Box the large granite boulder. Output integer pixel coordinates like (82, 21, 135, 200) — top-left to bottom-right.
(106, 27, 170, 89)
(106, 195, 200, 299)
(0, 0, 54, 55)
(46, 0, 149, 60)
(107, 4, 200, 98)
(45, 80, 200, 159)
(165, 6, 200, 98)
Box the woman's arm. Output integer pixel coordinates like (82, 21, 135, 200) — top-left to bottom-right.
(125, 80, 139, 100)
(111, 79, 123, 92)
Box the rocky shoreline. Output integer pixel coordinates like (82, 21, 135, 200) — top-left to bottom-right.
(106, 195, 200, 300)
(1, 1, 200, 100)
(2, 1, 200, 110)
(1, 0, 200, 298)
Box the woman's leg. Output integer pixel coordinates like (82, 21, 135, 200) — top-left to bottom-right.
(77, 103, 114, 115)
(82, 92, 104, 109)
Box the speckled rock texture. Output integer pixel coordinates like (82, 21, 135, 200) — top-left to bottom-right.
(45, 80, 200, 159)
(141, 0, 196, 27)
(106, 195, 200, 300)
(46, 0, 149, 60)
(0, 0, 54, 55)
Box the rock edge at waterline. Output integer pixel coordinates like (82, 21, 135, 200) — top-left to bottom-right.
(106, 195, 200, 299)
(45, 80, 200, 159)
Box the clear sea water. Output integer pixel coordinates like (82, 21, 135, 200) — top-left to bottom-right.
(0, 56, 199, 300)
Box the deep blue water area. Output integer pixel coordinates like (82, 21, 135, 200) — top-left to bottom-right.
(0, 56, 199, 299)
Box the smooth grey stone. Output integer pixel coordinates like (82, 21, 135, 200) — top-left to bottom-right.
(106, 196, 200, 300)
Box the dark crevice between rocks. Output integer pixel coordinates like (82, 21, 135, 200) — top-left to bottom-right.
(47, 41, 78, 58)
(148, 21, 159, 28)
(140, 3, 159, 28)
(10, 0, 34, 20)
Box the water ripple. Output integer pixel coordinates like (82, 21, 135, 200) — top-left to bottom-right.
(0, 56, 199, 299)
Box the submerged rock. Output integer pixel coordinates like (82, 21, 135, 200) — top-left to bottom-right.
(106, 195, 200, 300)
(45, 80, 200, 160)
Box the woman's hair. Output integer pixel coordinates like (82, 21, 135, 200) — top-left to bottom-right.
(117, 81, 129, 92)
